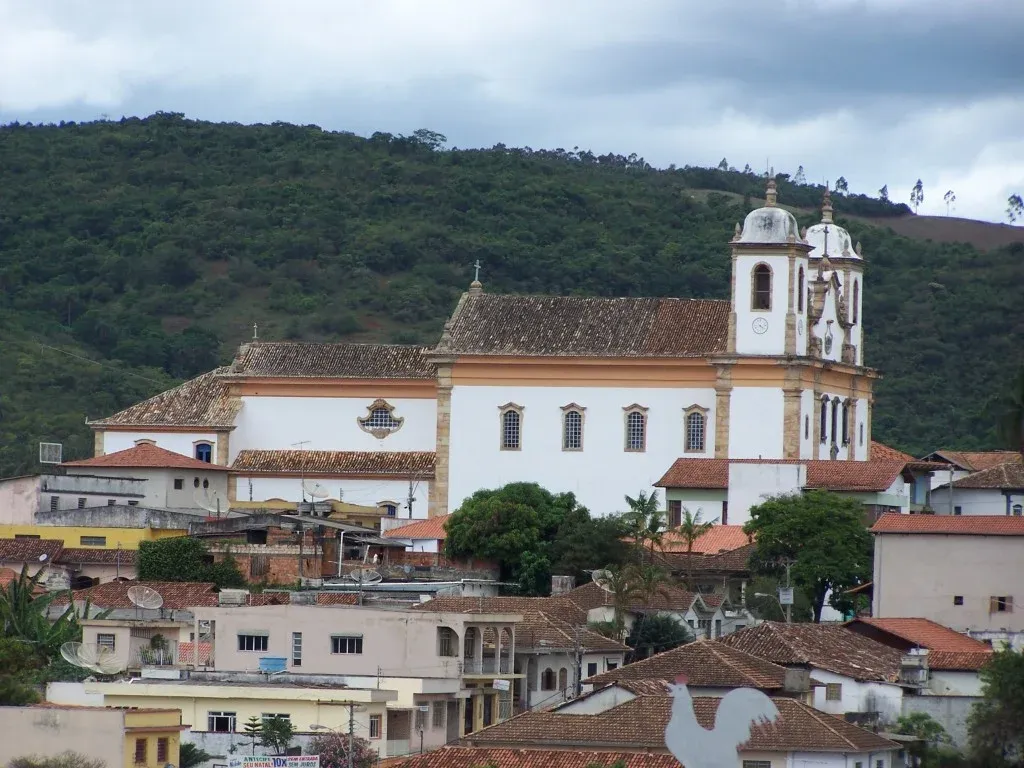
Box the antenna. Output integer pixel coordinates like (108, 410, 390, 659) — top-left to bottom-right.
(60, 641, 125, 675)
(127, 585, 164, 611)
(346, 568, 383, 586)
(591, 569, 615, 593)
(194, 489, 227, 518)
(302, 480, 330, 500)
(39, 442, 63, 465)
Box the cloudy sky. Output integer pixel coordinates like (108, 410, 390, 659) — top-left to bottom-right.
(2, 0, 1022, 222)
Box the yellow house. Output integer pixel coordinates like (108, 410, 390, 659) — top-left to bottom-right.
(0, 525, 185, 549)
(0, 705, 185, 768)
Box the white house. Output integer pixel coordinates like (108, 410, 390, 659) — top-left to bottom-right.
(921, 449, 1021, 492)
(85, 186, 880, 520)
(929, 459, 1024, 516)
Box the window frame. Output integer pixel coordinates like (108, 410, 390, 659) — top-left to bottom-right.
(852, 280, 860, 324)
(357, 398, 405, 439)
(683, 404, 708, 453)
(96, 633, 116, 651)
(953, 595, 964, 606)
(587, 662, 598, 678)
(797, 266, 805, 313)
(825, 682, 843, 701)
(560, 404, 586, 452)
(751, 263, 773, 311)
(819, 395, 829, 444)
(667, 499, 683, 529)
(237, 633, 269, 652)
(990, 596, 1013, 614)
(330, 634, 364, 654)
(50, 495, 59, 511)
(369, 714, 382, 739)
(194, 441, 213, 463)
(207, 711, 237, 733)
(134, 738, 147, 765)
(841, 399, 850, 446)
(623, 405, 649, 453)
(432, 700, 446, 729)
(156, 737, 169, 763)
(292, 631, 302, 667)
(80, 535, 107, 547)
(498, 403, 524, 451)
(77, 497, 86, 508)
(830, 396, 840, 446)
(540, 668, 556, 691)
(437, 627, 455, 657)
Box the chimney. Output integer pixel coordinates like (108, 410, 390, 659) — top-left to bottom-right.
(550, 575, 575, 596)
(782, 666, 811, 694)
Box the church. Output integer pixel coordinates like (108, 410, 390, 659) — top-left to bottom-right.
(88, 184, 876, 522)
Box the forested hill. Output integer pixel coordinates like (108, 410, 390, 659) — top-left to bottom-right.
(1, 113, 1022, 475)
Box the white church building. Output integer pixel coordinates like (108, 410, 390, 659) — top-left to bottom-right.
(88, 184, 883, 522)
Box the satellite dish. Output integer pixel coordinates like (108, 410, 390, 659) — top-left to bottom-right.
(61, 642, 85, 667)
(302, 480, 330, 500)
(38, 553, 48, 562)
(591, 569, 615, 592)
(127, 585, 164, 610)
(194, 489, 227, 516)
(60, 642, 124, 675)
(346, 568, 382, 585)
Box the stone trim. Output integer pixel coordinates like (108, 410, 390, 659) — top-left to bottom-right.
(429, 364, 454, 518)
(622, 404, 649, 453)
(216, 431, 230, 466)
(357, 398, 405, 439)
(560, 403, 586, 452)
(93, 430, 105, 458)
(782, 368, 802, 460)
(498, 402, 525, 452)
(683, 404, 709, 454)
(713, 365, 732, 458)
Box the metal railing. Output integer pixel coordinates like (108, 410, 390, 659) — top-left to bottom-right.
(461, 657, 512, 674)
(385, 739, 410, 757)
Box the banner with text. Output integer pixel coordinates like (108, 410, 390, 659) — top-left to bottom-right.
(228, 757, 319, 768)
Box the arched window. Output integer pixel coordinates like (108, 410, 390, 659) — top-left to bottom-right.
(540, 668, 556, 691)
(1013, 504, 1023, 517)
(752, 264, 772, 310)
(499, 404, 523, 450)
(684, 407, 707, 453)
(852, 280, 860, 324)
(623, 406, 648, 452)
(830, 397, 840, 446)
(797, 267, 805, 313)
(463, 628, 477, 659)
(558, 668, 568, 692)
(841, 400, 850, 446)
(562, 406, 585, 451)
(820, 395, 829, 444)
(195, 442, 213, 463)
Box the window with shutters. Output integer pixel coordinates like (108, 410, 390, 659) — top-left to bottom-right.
(157, 737, 169, 763)
(841, 399, 850, 446)
(830, 397, 840, 446)
(953, 595, 964, 606)
(415, 707, 428, 731)
(80, 536, 106, 547)
(667, 500, 682, 529)
(194, 442, 213, 463)
(77, 497, 86, 508)
(134, 739, 147, 764)
(587, 662, 598, 678)
(97, 633, 116, 651)
(437, 627, 456, 657)
(50, 495, 59, 511)
(541, 668, 556, 690)
(990, 596, 1014, 613)
(561, 405, 585, 451)
(499, 404, 524, 450)
(623, 405, 648, 452)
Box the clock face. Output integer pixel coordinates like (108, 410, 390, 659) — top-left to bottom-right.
(752, 317, 769, 335)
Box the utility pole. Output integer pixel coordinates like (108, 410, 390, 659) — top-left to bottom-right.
(573, 625, 584, 699)
(784, 560, 792, 624)
(347, 702, 355, 768)
(407, 479, 415, 519)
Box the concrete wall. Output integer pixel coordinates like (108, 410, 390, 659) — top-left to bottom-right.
(663, 489, 727, 524)
(929, 670, 982, 697)
(447, 384, 716, 516)
(809, 668, 903, 724)
(35, 505, 206, 530)
(873, 533, 1024, 633)
(0, 476, 39, 525)
(72, 467, 229, 510)
(727, 462, 804, 525)
(902, 694, 980, 748)
(0, 524, 184, 549)
(728, 387, 783, 460)
(101, 431, 221, 462)
(0, 706, 124, 768)
(930, 487, 1024, 516)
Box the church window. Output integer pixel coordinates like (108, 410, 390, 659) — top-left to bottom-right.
(852, 280, 860, 324)
(819, 395, 829, 444)
(797, 267, 805, 313)
(499, 404, 524, 451)
(830, 397, 840, 447)
(752, 264, 772, 310)
(804, 415, 809, 440)
(684, 406, 708, 453)
(623, 406, 648, 452)
(860, 422, 865, 446)
(841, 400, 850, 446)
(358, 399, 404, 439)
(561, 405, 585, 451)
(194, 442, 213, 463)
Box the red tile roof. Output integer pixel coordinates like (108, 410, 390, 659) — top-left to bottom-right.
(656, 458, 907, 492)
(0, 567, 18, 588)
(566, 581, 705, 614)
(56, 580, 220, 609)
(415, 596, 588, 629)
(870, 441, 916, 462)
(949, 461, 1024, 490)
(0, 538, 65, 563)
(231, 450, 435, 478)
(55, 548, 139, 566)
(229, 342, 434, 379)
(389, 748, 681, 768)
(923, 450, 1022, 472)
(656, 544, 754, 575)
(588, 638, 791, 690)
(846, 618, 993, 670)
(659, 525, 752, 554)
(90, 368, 240, 428)
(382, 515, 450, 541)
(718, 622, 903, 682)
(872, 513, 1024, 536)
(64, 442, 228, 472)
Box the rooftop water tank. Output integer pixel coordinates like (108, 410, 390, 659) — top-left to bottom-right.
(259, 656, 287, 673)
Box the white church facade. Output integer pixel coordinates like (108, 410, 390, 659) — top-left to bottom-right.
(88, 185, 881, 521)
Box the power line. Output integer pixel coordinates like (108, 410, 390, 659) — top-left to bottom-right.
(0, 338, 169, 386)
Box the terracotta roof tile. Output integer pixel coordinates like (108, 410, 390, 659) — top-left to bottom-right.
(55, 548, 139, 566)
(926, 652, 993, 671)
(659, 525, 752, 554)
(463, 694, 897, 752)
(718, 622, 903, 682)
(90, 368, 240, 428)
(436, 295, 730, 357)
(55, 580, 219, 609)
(0, 538, 65, 562)
(846, 618, 993, 670)
(64, 442, 229, 472)
(949, 461, 1024, 490)
(231, 450, 435, 478)
(415, 596, 588, 627)
(230, 342, 434, 379)
(390, 748, 681, 768)
(870, 441, 916, 462)
(656, 458, 908, 492)
(315, 592, 360, 606)
(566, 581, 702, 614)
(871, 513, 1024, 536)
(588, 638, 791, 690)
(923, 450, 1022, 472)
(0, 567, 18, 587)
(656, 544, 754, 575)
(382, 515, 450, 541)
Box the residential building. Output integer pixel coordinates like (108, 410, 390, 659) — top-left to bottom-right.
(718, 622, 906, 724)
(415, 596, 628, 711)
(871, 513, 1024, 650)
(0, 538, 139, 590)
(921, 450, 1021, 491)
(88, 189, 880, 519)
(0, 705, 185, 768)
(376, 748, 682, 768)
(0, 473, 147, 523)
(929, 460, 1024, 517)
(653, 524, 753, 603)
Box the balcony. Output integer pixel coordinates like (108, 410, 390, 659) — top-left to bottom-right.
(462, 656, 512, 675)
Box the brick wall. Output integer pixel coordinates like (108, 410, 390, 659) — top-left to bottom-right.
(211, 545, 321, 586)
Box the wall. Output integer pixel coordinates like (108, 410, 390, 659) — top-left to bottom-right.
(46, 682, 105, 705)
(728, 387, 783, 460)
(230, 396, 437, 461)
(808, 279, 848, 366)
(727, 462, 804, 525)
(929, 670, 982, 697)
(813, 389, 857, 462)
(102, 431, 220, 461)
(0, 706, 124, 768)
(663, 489, 727, 523)
(873, 533, 1024, 633)
(733, 252, 792, 356)
(37, 474, 148, 513)
(930, 487, 1024, 516)
(902, 694, 979, 748)
(66, 467, 229, 510)
(237, 476, 429, 517)
(0, 476, 39, 525)
(35, 505, 206, 531)
(929, 467, 971, 491)
(448, 384, 716, 516)
(809, 668, 902, 724)
(0, 524, 184, 549)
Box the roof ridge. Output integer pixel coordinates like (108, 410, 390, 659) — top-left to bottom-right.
(791, 700, 858, 749)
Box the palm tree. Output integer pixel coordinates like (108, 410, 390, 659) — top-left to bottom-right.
(675, 507, 719, 591)
(595, 565, 642, 641)
(623, 491, 666, 564)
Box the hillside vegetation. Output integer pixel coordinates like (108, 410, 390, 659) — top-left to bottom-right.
(1, 113, 1022, 475)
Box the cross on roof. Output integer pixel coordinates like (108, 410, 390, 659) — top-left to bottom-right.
(473, 259, 482, 282)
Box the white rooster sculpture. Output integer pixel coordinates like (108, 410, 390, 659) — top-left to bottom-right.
(664, 674, 780, 768)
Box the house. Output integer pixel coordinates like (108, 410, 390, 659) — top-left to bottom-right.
(382, 514, 448, 553)
(921, 450, 1021, 491)
(414, 595, 628, 711)
(718, 622, 906, 724)
(0, 538, 138, 590)
(89, 189, 882, 519)
(929, 459, 1024, 517)
(0, 473, 147, 524)
(871, 513, 1024, 650)
(585, 638, 815, 702)
(0, 705, 186, 768)
(653, 524, 754, 603)
(656, 441, 939, 526)
(455, 684, 901, 768)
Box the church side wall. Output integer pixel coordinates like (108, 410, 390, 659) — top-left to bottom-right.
(101, 431, 219, 460)
(446, 385, 716, 516)
(799, 389, 815, 459)
(727, 387, 784, 459)
(230, 396, 437, 461)
(235, 475, 429, 517)
(814, 389, 855, 461)
(854, 397, 870, 460)
(809, 288, 846, 365)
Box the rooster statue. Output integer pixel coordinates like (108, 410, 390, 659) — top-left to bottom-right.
(664, 674, 779, 768)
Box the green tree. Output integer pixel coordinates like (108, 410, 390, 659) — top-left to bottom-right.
(138, 537, 245, 588)
(242, 716, 263, 755)
(623, 491, 666, 564)
(260, 716, 295, 755)
(895, 712, 954, 767)
(9, 753, 106, 768)
(179, 743, 213, 768)
(0, 567, 87, 658)
(625, 614, 693, 662)
(879, 184, 889, 201)
(997, 364, 1024, 457)
(911, 179, 925, 213)
(1007, 193, 1024, 223)
(968, 648, 1024, 766)
(743, 491, 872, 623)
(944, 190, 957, 216)
(834, 176, 849, 194)
(792, 166, 806, 185)
(672, 506, 719, 590)
(309, 731, 376, 768)
(0, 637, 42, 705)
